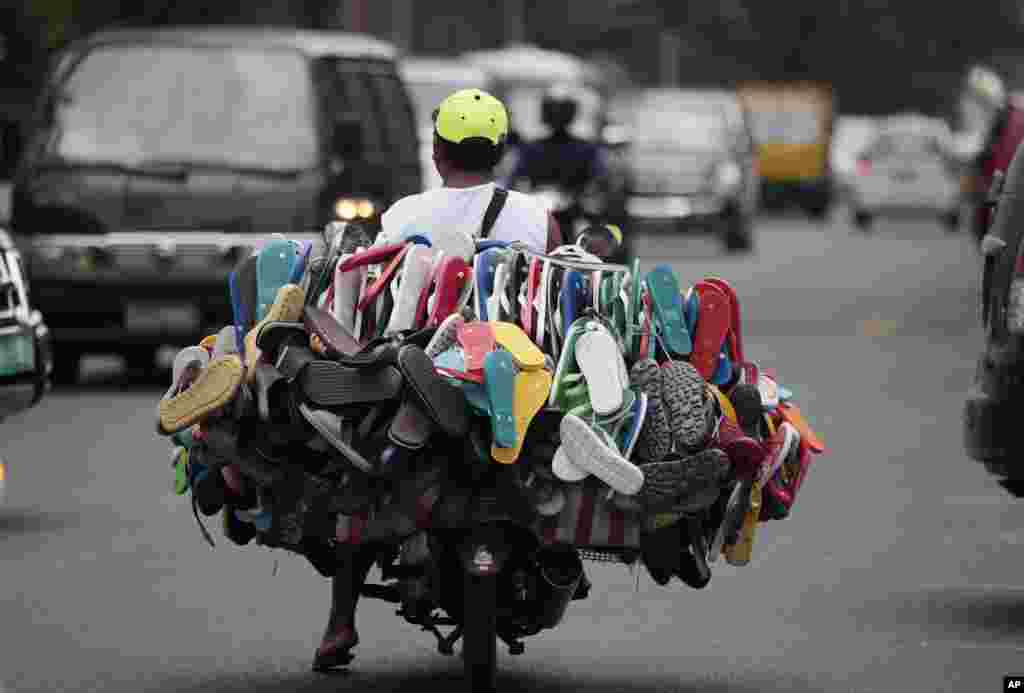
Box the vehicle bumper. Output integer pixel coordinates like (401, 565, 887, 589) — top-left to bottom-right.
(626, 195, 727, 225)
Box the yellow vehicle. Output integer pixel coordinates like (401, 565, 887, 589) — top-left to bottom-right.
(737, 81, 835, 218)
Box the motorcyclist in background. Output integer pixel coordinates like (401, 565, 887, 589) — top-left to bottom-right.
(502, 85, 632, 262)
(952, 65, 1024, 246)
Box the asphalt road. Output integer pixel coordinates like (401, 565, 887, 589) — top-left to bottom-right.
(3, 209, 1021, 693)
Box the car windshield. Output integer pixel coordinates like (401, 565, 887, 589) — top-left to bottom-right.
(631, 109, 726, 150)
(47, 43, 318, 172)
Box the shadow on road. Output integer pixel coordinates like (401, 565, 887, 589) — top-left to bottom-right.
(0, 506, 74, 536)
(156, 667, 816, 693)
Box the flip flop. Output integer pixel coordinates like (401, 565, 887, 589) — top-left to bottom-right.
(535, 259, 553, 350)
(387, 243, 434, 335)
(303, 306, 362, 358)
(457, 379, 492, 416)
(758, 422, 800, 486)
(396, 345, 469, 438)
(620, 391, 649, 460)
(708, 383, 738, 425)
(228, 270, 249, 353)
(491, 367, 553, 464)
(548, 318, 589, 409)
(298, 363, 405, 408)
(357, 244, 410, 313)
(289, 241, 313, 286)
(243, 284, 307, 382)
(778, 403, 825, 453)
(558, 413, 644, 495)
(427, 227, 474, 263)
(779, 385, 794, 402)
(256, 239, 298, 323)
(297, 403, 375, 474)
(703, 276, 744, 364)
(660, 359, 712, 451)
(158, 355, 244, 435)
(486, 259, 509, 322)
(724, 479, 762, 567)
(235, 252, 260, 332)
(711, 347, 733, 386)
(727, 383, 762, 438)
(683, 287, 699, 336)
(428, 257, 471, 328)
(473, 247, 503, 322)
(551, 446, 588, 482)
(434, 347, 485, 384)
(340, 240, 409, 272)
(560, 270, 586, 339)
(690, 281, 731, 380)
(709, 479, 750, 562)
(484, 349, 518, 448)
(575, 322, 627, 416)
(491, 322, 545, 371)
(425, 312, 465, 359)
(333, 254, 367, 334)
(522, 258, 542, 340)
(645, 266, 691, 357)
(757, 374, 780, 410)
(458, 321, 496, 373)
(162, 346, 210, 402)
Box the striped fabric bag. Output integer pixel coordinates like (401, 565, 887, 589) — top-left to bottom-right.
(537, 485, 643, 549)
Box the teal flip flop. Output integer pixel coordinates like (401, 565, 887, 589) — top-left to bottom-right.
(256, 238, 298, 322)
(548, 317, 590, 408)
(484, 349, 518, 448)
(645, 265, 691, 356)
(459, 380, 493, 416)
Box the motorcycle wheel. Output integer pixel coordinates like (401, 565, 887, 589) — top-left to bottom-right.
(462, 573, 498, 692)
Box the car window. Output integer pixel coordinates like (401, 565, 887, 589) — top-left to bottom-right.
(632, 109, 726, 150)
(366, 73, 419, 162)
(315, 58, 385, 158)
(49, 43, 318, 171)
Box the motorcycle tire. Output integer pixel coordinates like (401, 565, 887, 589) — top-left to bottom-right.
(462, 573, 498, 692)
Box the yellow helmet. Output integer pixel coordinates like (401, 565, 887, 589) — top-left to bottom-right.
(433, 89, 509, 146)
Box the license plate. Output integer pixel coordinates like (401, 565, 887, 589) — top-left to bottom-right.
(124, 303, 200, 332)
(0, 331, 35, 376)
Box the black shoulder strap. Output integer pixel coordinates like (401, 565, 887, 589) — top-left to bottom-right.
(479, 187, 509, 240)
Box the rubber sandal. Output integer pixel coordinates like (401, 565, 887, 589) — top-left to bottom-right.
(428, 257, 471, 328)
(426, 227, 474, 263)
(547, 317, 589, 409)
(297, 402, 374, 474)
(535, 258, 552, 349)
(235, 252, 259, 332)
(758, 422, 800, 485)
(458, 321, 495, 373)
(457, 379, 492, 416)
(758, 374, 780, 410)
(724, 480, 762, 567)
(551, 445, 588, 482)
(172, 446, 190, 495)
(484, 349, 517, 448)
(385, 243, 433, 335)
(621, 391, 648, 461)
(575, 322, 627, 416)
(558, 414, 643, 495)
(711, 347, 733, 386)
(713, 416, 764, 481)
(228, 270, 250, 353)
(339, 240, 409, 272)
(256, 239, 298, 322)
(522, 257, 542, 340)
(708, 383, 738, 426)
(689, 281, 731, 380)
(486, 258, 509, 322)
(492, 368, 552, 464)
(473, 247, 502, 322)
(425, 312, 465, 359)
(388, 398, 436, 451)
(357, 244, 409, 313)
(162, 346, 210, 402)
(243, 284, 306, 382)
(433, 347, 484, 384)
(660, 359, 711, 451)
(640, 448, 729, 513)
(629, 359, 672, 463)
(728, 383, 763, 438)
(396, 345, 469, 438)
(683, 287, 699, 336)
(251, 361, 291, 423)
(532, 481, 566, 517)
(778, 403, 825, 453)
(213, 324, 240, 360)
(333, 254, 367, 334)
(298, 362, 404, 408)
(702, 276, 744, 364)
(560, 270, 586, 339)
(492, 322, 544, 371)
(158, 355, 244, 435)
(645, 266, 691, 357)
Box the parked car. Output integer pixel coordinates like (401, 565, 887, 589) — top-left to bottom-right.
(400, 57, 494, 189)
(612, 88, 759, 252)
(9, 27, 421, 383)
(846, 115, 961, 231)
(737, 81, 835, 219)
(964, 139, 1024, 497)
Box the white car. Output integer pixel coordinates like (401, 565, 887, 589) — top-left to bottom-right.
(847, 117, 961, 231)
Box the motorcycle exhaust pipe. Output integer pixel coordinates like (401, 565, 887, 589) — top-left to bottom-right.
(534, 543, 584, 629)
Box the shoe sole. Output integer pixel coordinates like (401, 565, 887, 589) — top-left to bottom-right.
(661, 360, 711, 451)
(575, 326, 626, 416)
(425, 312, 464, 358)
(559, 414, 644, 495)
(298, 403, 374, 474)
(299, 362, 404, 408)
(630, 359, 672, 463)
(244, 284, 306, 382)
(492, 368, 552, 464)
(639, 448, 729, 512)
(158, 355, 244, 435)
(729, 383, 763, 438)
(387, 244, 434, 334)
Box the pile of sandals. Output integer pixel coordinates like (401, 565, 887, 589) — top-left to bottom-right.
(156, 222, 826, 583)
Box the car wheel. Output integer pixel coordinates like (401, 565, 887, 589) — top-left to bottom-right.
(852, 210, 874, 231)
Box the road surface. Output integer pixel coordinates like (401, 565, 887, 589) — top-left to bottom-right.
(2, 210, 1020, 692)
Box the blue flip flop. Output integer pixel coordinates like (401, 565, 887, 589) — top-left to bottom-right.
(474, 248, 503, 322)
(779, 385, 794, 402)
(684, 289, 699, 335)
(484, 349, 517, 448)
(476, 239, 510, 252)
(256, 239, 298, 322)
(711, 347, 733, 386)
(560, 270, 586, 339)
(227, 271, 248, 362)
(645, 265, 691, 356)
(288, 241, 313, 285)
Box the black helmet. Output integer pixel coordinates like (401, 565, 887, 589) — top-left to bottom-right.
(541, 84, 579, 132)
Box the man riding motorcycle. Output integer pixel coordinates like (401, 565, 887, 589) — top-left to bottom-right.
(501, 85, 631, 260)
(954, 65, 1024, 245)
(310, 88, 562, 672)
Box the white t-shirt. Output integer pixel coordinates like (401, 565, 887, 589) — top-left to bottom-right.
(379, 182, 549, 253)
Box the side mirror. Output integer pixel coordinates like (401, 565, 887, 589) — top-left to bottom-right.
(331, 121, 364, 159)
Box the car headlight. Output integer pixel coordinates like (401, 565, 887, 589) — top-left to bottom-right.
(334, 198, 376, 221)
(715, 161, 743, 191)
